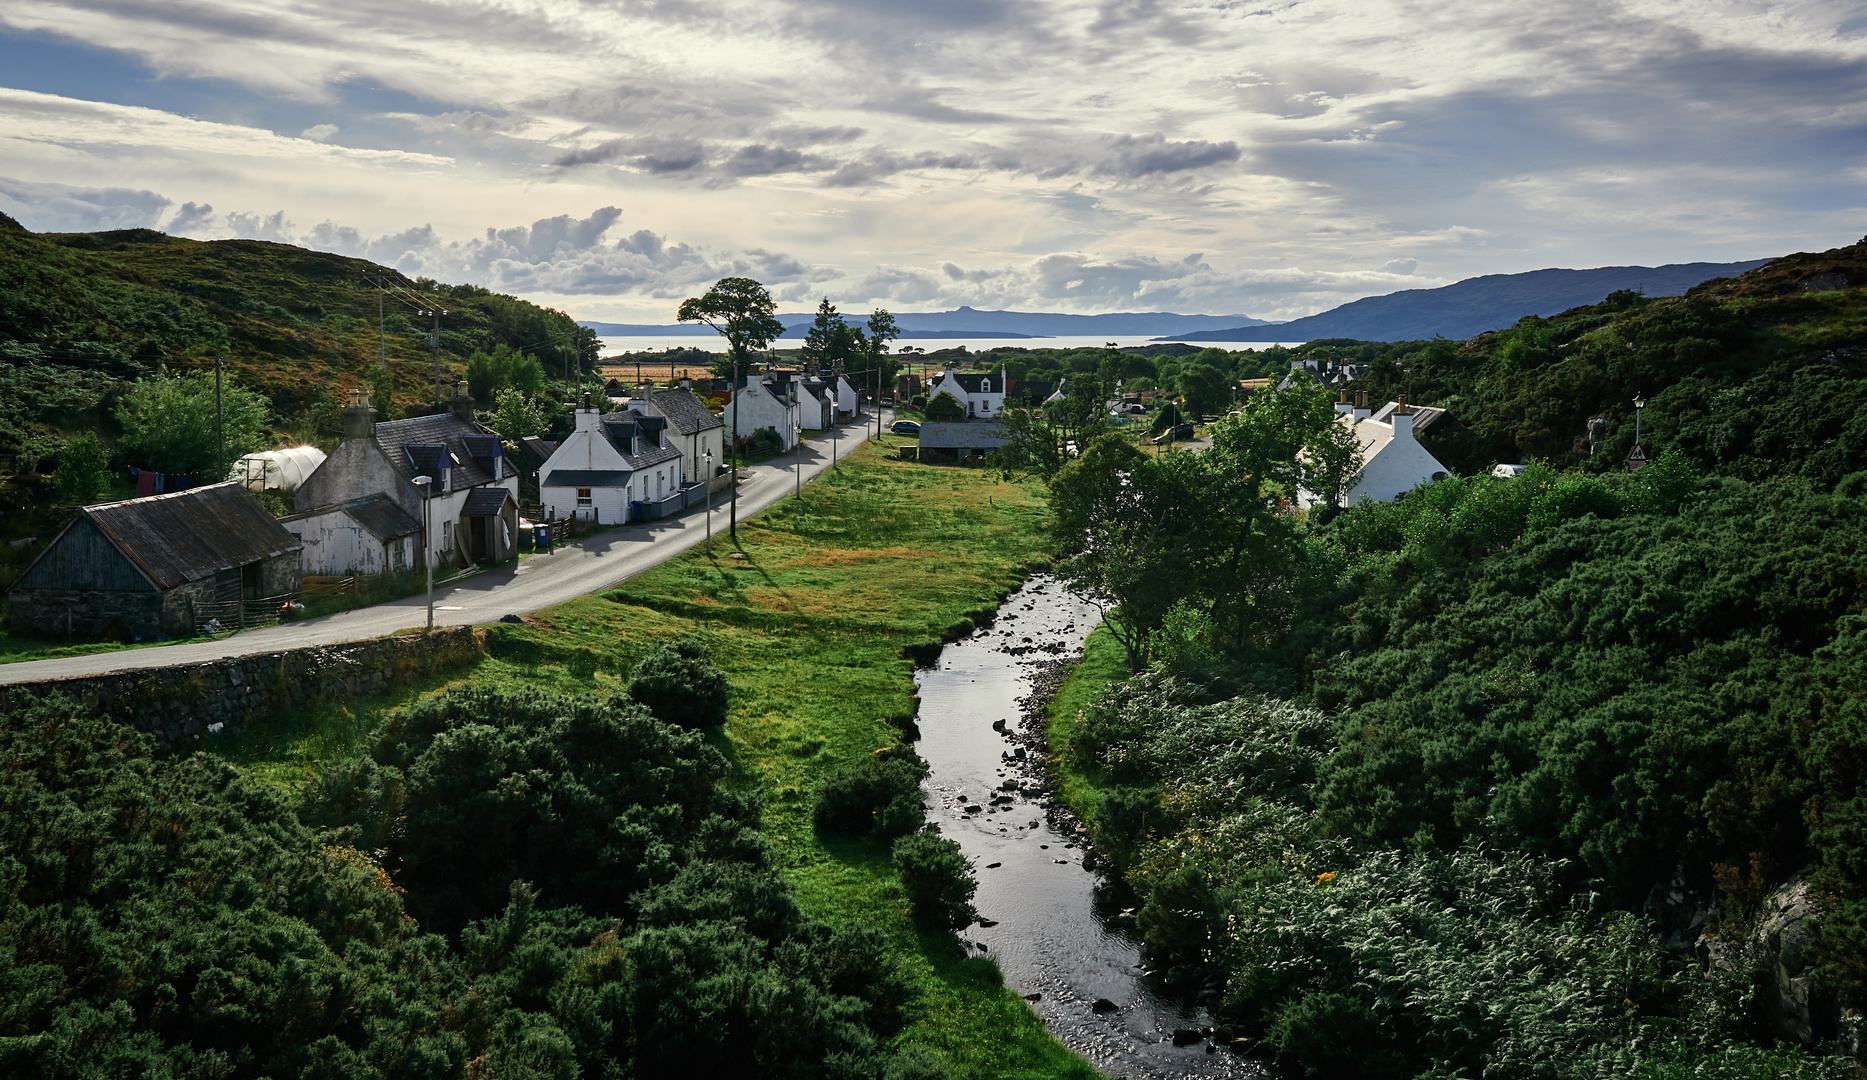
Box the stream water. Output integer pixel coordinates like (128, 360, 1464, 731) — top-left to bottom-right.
(912, 576, 1264, 1079)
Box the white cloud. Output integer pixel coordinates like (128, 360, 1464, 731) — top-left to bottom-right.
(299, 123, 339, 141)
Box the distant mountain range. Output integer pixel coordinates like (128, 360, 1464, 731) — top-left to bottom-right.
(581, 306, 1275, 341)
(1161, 260, 1777, 343)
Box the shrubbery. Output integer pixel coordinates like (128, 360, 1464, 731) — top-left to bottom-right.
(892, 828, 978, 932)
(813, 743, 929, 840)
(0, 689, 946, 1079)
(625, 637, 732, 730)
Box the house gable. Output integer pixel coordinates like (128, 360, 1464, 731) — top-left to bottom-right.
(11, 516, 157, 593)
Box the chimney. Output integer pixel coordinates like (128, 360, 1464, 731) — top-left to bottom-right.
(1352, 389, 1371, 422)
(447, 381, 474, 424)
(1334, 387, 1354, 418)
(573, 393, 601, 433)
(1392, 395, 1414, 441)
(342, 387, 377, 440)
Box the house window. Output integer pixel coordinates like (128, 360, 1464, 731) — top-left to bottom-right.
(442, 520, 453, 551)
(577, 488, 592, 508)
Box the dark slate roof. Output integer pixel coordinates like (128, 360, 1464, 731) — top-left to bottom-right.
(462, 487, 514, 516)
(600, 413, 683, 469)
(282, 494, 421, 541)
(82, 482, 301, 590)
(461, 433, 502, 462)
(1010, 379, 1054, 403)
(373, 412, 513, 488)
(519, 436, 558, 469)
(948, 372, 1001, 393)
(544, 469, 632, 487)
(644, 387, 723, 434)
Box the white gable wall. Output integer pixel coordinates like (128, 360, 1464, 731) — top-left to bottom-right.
(1343, 412, 1452, 505)
(539, 405, 632, 522)
(728, 385, 800, 449)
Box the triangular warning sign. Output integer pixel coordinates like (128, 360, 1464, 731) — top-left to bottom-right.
(1627, 443, 1647, 471)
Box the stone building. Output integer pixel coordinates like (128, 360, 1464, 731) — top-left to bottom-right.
(294, 387, 520, 570)
(7, 482, 302, 640)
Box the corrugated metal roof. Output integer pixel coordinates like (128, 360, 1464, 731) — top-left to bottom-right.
(83, 482, 302, 590)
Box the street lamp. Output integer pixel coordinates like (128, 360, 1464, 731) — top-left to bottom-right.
(703, 447, 713, 555)
(795, 421, 803, 496)
(412, 475, 434, 631)
(1633, 395, 1646, 444)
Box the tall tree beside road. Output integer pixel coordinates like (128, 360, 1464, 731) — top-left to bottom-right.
(678, 278, 785, 538)
(1178, 360, 1232, 419)
(677, 278, 785, 373)
(863, 309, 899, 438)
(800, 297, 847, 373)
(114, 369, 270, 477)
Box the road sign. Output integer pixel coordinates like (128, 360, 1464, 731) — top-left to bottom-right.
(1628, 443, 1647, 471)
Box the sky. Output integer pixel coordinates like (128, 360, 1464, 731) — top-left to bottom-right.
(0, 0, 1862, 324)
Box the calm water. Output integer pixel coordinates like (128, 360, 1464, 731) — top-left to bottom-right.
(594, 334, 1310, 355)
(913, 576, 1264, 1079)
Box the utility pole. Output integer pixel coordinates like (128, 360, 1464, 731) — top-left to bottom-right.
(729, 353, 740, 539)
(419, 306, 448, 405)
(214, 352, 224, 481)
(362, 271, 389, 368)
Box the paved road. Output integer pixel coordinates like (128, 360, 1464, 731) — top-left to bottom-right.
(1, 415, 892, 685)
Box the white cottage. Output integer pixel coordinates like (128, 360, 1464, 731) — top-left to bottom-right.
(294, 387, 521, 569)
(281, 494, 422, 576)
(638, 386, 726, 489)
(727, 376, 802, 450)
(1300, 396, 1452, 507)
(538, 402, 685, 523)
(926, 364, 1007, 419)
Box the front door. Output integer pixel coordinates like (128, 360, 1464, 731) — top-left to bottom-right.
(469, 517, 488, 562)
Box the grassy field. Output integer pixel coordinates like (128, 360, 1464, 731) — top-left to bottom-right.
(230, 436, 1106, 1079)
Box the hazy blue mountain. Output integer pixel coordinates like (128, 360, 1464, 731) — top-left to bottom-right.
(581, 306, 1275, 340)
(1163, 260, 1777, 343)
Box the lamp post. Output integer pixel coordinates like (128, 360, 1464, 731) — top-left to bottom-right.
(703, 447, 713, 555)
(412, 475, 434, 630)
(831, 413, 839, 470)
(795, 422, 802, 496)
(1633, 395, 1645, 444)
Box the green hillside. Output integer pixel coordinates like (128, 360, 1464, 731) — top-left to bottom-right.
(0, 211, 598, 528)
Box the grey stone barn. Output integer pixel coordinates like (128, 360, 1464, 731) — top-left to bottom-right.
(7, 482, 302, 640)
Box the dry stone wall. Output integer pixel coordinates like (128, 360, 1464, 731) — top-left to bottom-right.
(0, 627, 487, 750)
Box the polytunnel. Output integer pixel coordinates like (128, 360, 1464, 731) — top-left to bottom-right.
(228, 445, 327, 492)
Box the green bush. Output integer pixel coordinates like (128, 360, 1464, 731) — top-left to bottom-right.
(625, 637, 732, 729)
(892, 828, 977, 932)
(813, 743, 928, 840)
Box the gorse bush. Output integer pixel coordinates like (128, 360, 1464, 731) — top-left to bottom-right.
(892, 828, 977, 932)
(0, 690, 947, 1079)
(624, 637, 732, 729)
(813, 743, 929, 841)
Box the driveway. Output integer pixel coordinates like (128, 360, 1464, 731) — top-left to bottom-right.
(0, 414, 889, 686)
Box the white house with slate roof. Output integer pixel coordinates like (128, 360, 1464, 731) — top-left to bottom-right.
(727, 376, 802, 450)
(638, 386, 725, 489)
(927, 363, 1007, 419)
(294, 386, 520, 569)
(1298, 396, 1453, 508)
(538, 400, 686, 523)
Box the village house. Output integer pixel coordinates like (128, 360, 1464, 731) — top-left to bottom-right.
(293, 386, 521, 570)
(926, 363, 1007, 418)
(7, 482, 302, 640)
(279, 494, 422, 577)
(726, 373, 803, 450)
(636, 385, 726, 490)
(1299, 392, 1452, 507)
(537, 400, 685, 523)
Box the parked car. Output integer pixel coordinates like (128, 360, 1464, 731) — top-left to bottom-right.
(1151, 423, 1196, 445)
(890, 419, 921, 435)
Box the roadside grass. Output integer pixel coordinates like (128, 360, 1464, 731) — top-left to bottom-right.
(1043, 624, 1131, 825)
(233, 439, 1100, 1078)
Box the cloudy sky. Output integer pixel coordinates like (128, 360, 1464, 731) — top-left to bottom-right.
(0, 0, 1862, 323)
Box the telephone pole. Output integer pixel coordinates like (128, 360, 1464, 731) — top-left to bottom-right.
(418, 306, 448, 405)
(214, 352, 224, 481)
(361, 271, 390, 367)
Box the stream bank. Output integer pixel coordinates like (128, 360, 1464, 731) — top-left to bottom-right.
(911, 575, 1263, 1079)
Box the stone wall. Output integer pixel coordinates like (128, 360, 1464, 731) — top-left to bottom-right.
(0, 627, 487, 750)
